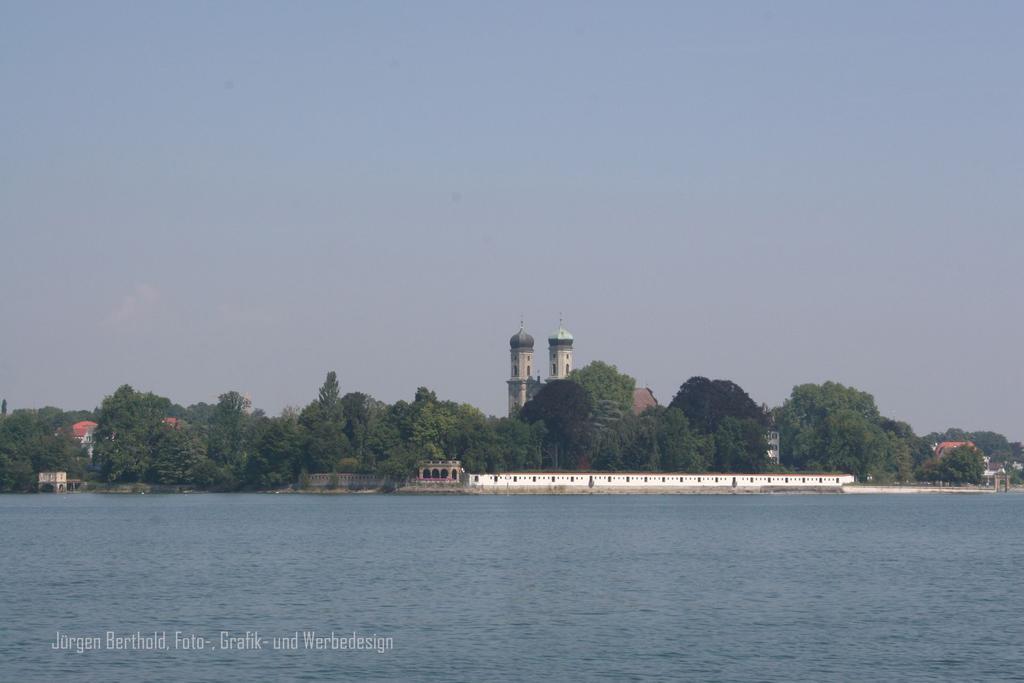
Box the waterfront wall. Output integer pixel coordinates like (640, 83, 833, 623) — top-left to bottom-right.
(307, 473, 387, 490)
(465, 472, 855, 493)
(842, 485, 994, 494)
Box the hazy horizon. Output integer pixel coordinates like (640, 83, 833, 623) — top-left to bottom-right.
(2, 2, 1021, 440)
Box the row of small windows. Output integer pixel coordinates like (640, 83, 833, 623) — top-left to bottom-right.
(512, 365, 532, 376)
(472, 475, 844, 484)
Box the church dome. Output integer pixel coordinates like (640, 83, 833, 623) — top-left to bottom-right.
(510, 326, 534, 349)
(549, 324, 573, 345)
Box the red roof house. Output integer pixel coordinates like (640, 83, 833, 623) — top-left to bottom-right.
(632, 388, 659, 416)
(71, 421, 98, 439)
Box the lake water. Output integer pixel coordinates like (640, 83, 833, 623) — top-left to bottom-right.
(1, 493, 1022, 681)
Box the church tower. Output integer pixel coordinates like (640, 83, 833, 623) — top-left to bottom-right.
(548, 319, 574, 380)
(508, 323, 538, 416)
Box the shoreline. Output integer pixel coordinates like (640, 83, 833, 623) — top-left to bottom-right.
(19, 484, 1013, 495)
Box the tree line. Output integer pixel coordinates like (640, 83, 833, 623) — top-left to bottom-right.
(0, 364, 1016, 491)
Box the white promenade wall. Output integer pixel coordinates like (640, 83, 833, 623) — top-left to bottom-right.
(465, 472, 855, 492)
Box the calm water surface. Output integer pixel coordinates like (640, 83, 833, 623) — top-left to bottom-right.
(1, 493, 1022, 682)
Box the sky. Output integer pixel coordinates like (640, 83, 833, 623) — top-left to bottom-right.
(1, 2, 1021, 439)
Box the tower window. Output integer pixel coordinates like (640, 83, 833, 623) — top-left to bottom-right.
(552, 363, 557, 374)
(565, 363, 569, 375)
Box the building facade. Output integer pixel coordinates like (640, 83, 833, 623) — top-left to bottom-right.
(767, 431, 780, 465)
(466, 472, 855, 492)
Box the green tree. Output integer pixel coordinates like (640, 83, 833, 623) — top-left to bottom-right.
(182, 402, 216, 427)
(669, 377, 766, 434)
(941, 445, 985, 484)
(776, 382, 901, 479)
(713, 416, 769, 472)
(590, 420, 626, 471)
(245, 416, 304, 489)
(94, 385, 171, 436)
(968, 431, 1012, 461)
(520, 380, 593, 469)
(301, 412, 351, 473)
(883, 432, 915, 483)
(149, 427, 208, 485)
(614, 411, 661, 471)
(0, 452, 35, 491)
(340, 392, 381, 467)
(447, 404, 496, 472)
(414, 387, 438, 404)
(927, 427, 971, 444)
(918, 445, 985, 484)
(92, 385, 173, 482)
(818, 410, 888, 480)
(486, 418, 544, 472)
(365, 408, 404, 468)
(1, 399, 7, 417)
(208, 391, 252, 473)
(567, 361, 636, 416)
(0, 410, 84, 489)
(409, 400, 457, 458)
(376, 443, 420, 481)
(297, 374, 353, 473)
(655, 407, 712, 472)
(318, 371, 343, 418)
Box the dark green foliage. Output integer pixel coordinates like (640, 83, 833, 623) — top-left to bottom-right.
(927, 427, 971, 443)
(340, 392, 377, 466)
(520, 380, 593, 469)
(488, 419, 544, 472)
(181, 402, 216, 427)
(669, 377, 766, 433)
(713, 417, 769, 472)
(290, 373, 352, 473)
(970, 431, 1012, 461)
(777, 382, 928, 481)
(917, 445, 984, 484)
(0, 409, 85, 490)
(92, 385, 173, 482)
(942, 446, 985, 484)
(85, 385, 224, 487)
(149, 428, 208, 485)
(244, 416, 303, 489)
(446, 406, 496, 472)
(655, 408, 712, 472)
(667, 377, 769, 471)
(300, 407, 351, 473)
(0, 452, 34, 492)
(2, 367, 1001, 491)
(95, 385, 171, 438)
(207, 391, 252, 467)
(924, 428, 1013, 463)
(318, 371, 341, 412)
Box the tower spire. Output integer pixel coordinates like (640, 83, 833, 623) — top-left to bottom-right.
(547, 316, 574, 380)
(508, 320, 537, 416)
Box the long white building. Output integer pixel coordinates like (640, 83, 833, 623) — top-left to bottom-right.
(466, 472, 855, 493)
